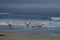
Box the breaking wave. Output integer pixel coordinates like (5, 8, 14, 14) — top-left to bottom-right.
(51, 17, 60, 21)
(0, 13, 11, 15)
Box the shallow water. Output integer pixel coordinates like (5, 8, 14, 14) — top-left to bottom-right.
(0, 19, 60, 36)
(0, 26, 60, 35)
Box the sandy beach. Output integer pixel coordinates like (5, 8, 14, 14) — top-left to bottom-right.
(0, 32, 60, 40)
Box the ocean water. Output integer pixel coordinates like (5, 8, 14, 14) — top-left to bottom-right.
(0, 13, 60, 36)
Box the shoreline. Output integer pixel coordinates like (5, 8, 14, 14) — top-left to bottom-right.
(0, 32, 60, 40)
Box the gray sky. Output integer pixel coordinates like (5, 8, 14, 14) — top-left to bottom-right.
(0, 0, 60, 12)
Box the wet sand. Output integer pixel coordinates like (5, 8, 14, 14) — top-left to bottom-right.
(0, 32, 60, 40)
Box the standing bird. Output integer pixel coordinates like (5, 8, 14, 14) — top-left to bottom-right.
(36, 23, 44, 27)
(8, 23, 12, 27)
(25, 22, 32, 26)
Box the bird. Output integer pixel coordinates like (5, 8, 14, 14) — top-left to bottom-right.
(36, 23, 44, 27)
(8, 23, 12, 27)
(25, 22, 32, 26)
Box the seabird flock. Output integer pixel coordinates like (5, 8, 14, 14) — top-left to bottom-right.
(24, 22, 44, 28)
(6, 22, 44, 28)
(0, 21, 59, 28)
